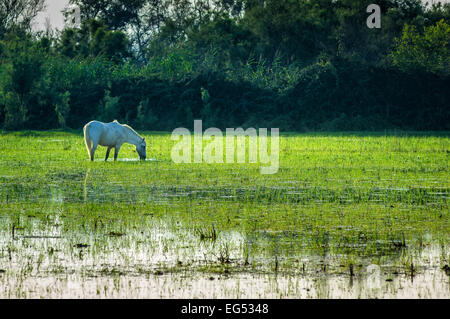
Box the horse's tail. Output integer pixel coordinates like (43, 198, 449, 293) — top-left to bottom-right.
(83, 123, 93, 160)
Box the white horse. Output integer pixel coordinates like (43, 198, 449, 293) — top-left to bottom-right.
(83, 120, 146, 161)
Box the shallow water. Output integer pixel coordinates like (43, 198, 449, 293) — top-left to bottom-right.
(0, 218, 448, 299)
(0, 133, 448, 298)
(93, 158, 158, 162)
(2, 176, 447, 205)
(2, 269, 448, 299)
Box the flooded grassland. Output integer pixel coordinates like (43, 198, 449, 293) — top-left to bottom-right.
(0, 131, 448, 298)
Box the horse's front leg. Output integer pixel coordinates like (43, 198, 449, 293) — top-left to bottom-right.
(105, 146, 112, 161)
(114, 145, 122, 161)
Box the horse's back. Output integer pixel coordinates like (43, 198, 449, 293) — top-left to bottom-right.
(85, 120, 105, 129)
(84, 120, 125, 147)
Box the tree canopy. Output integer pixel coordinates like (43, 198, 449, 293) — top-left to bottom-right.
(0, 0, 449, 131)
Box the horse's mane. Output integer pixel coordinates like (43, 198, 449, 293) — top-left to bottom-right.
(122, 124, 143, 140)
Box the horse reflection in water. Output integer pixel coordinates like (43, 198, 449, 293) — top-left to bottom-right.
(83, 120, 146, 161)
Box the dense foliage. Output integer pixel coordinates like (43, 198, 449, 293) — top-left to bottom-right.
(0, 0, 449, 131)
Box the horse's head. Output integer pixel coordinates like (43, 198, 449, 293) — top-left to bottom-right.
(136, 138, 146, 160)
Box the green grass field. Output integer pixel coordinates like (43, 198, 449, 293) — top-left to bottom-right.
(0, 131, 448, 298)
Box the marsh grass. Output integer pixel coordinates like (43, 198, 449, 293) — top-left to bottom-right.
(0, 131, 448, 298)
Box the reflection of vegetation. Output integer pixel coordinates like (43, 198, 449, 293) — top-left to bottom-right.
(195, 223, 217, 242)
(1, 1, 449, 131)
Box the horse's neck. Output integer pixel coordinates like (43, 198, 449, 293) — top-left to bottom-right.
(123, 126, 141, 146)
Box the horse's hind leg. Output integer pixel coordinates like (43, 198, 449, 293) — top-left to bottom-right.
(83, 124, 94, 161)
(90, 142, 98, 162)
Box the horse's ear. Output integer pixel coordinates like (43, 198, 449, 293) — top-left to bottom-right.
(143, 137, 145, 141)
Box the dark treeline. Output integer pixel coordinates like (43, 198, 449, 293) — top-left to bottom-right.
(0, 0, 449, 131)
